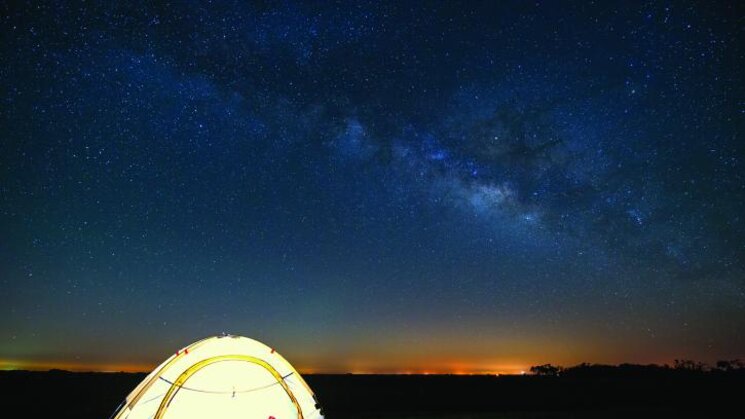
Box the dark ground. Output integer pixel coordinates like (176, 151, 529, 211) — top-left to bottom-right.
(1, 368, 742, 418)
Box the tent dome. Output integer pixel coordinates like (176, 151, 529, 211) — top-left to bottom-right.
(111, 335, 323, 419)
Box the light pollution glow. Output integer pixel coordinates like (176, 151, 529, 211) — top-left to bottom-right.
(0, 358, 529, 375)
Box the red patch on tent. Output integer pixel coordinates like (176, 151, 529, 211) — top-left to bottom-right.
(268, 416, 276, 419)
(185, 348, 189, 354)
(270, 348, 275, 354)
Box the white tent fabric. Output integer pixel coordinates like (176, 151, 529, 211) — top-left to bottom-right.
(112, 335, 323, 419)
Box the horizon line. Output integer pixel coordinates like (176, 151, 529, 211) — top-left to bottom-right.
(1, 358, 707, 375)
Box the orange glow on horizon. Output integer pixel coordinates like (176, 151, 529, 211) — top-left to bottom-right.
(1, 358, 530, 375)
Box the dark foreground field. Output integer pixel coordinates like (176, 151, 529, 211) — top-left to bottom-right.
(1, 368, 742, 418)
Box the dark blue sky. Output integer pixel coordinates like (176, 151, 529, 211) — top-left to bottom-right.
(1, 1, 744, 373)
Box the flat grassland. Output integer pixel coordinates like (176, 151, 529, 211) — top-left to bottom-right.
(1, 369, 741, 418)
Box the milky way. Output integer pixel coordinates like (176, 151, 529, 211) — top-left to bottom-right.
(1, 1, 743, 372)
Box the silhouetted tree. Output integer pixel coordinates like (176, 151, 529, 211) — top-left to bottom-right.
(673, 359, 707, 372)
(529, 364, 562, 376)
(715, 359, 745, 371)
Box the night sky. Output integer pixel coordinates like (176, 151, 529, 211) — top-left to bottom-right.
(1, 1, 744, 374)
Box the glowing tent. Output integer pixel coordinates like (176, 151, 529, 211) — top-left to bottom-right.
(111, 334, 323, 419)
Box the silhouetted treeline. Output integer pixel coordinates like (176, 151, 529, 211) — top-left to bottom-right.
(530, 359, 745, 377)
